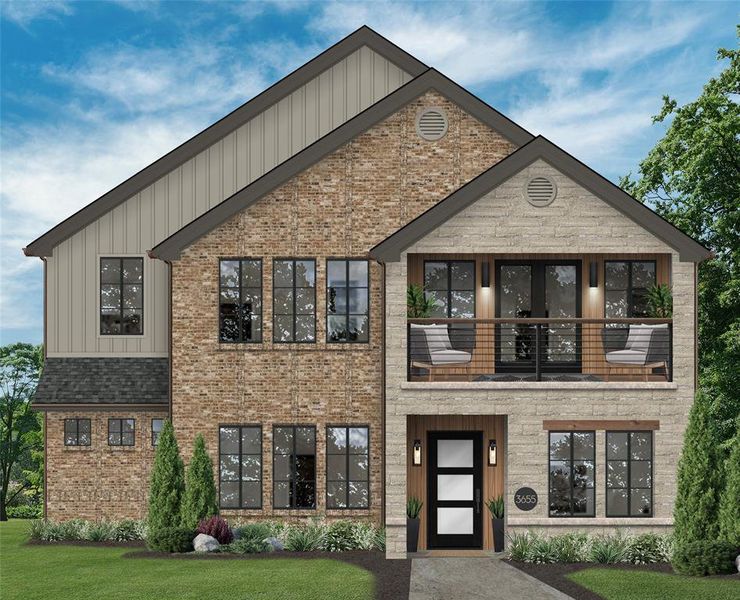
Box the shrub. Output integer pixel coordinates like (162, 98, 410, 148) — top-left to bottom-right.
(284, 525, 325, 551)
(529, 536, 558, 564)
(181, 434, 218, 530)
(112, 519, 141, 542)
(27, 518, 148, 542)
(718, 425, 740, 546)
(551, 532, 589, 563)
(625, 533, 664, 564)
(506, 531, 534, 562)
(322, 521, 355, 552)
(196, 516, 233, 545)
(86, 522, 115, 542)
(657, 533, 674, 563)
(350, 522, 384, 551)
(147, 527, 194, 553)
(7, 505, 42, 519)
(672, 540, 738, 576)
(233, 522, 274, 544)
(147, 420, 185, 532)
(589, 535, 628, 564)
(226, 536, 270, 554)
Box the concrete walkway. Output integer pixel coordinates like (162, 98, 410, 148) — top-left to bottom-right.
(409, 556, 573, 600)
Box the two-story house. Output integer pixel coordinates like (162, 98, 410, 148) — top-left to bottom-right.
(25, 26, 709, 558)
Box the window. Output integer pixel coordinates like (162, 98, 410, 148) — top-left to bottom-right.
(549, 431, 595, 517)
(604, 261, 656, 319)
(273, 260, 316, 343)
(424, 260, 476, 318)
(151, 419, 164, 446)
(100, 257, 143, 335)
(327, 260, 369, 343)
(326, 426, 370, 509)
(606, 431, 653, 517)
(108, 419, 135, 446)
(273, 426, 316, 509)
(219, 426, 262, 509)
(64, 418, 91, 446)
(219, 259, 262, 343)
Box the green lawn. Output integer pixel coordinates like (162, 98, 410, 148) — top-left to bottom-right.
(568, 567, 739, 600)
(0, 520, 374, 600)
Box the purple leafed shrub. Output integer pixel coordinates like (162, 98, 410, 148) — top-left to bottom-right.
(196, 516, 233, 545)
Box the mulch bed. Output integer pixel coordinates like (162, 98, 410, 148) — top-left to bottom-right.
(506, 560, 739, 600)
(122, 549, 411, 600)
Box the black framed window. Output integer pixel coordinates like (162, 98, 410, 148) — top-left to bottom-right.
(108, 419, 135, 446)
(606, 431, 653, 517)
(604, 261, 656, 319)
(151, 419, 164, 446)
(273, 426, 316, 509)
(549, 431, 595, 517)
(100, 257, 143, 335)
(219, 425, 262, 509)
(424, 260, 475, 318)
(219, 259, 262, 343)
(327, 260, 369, 343)
(273, 259, 316, 343)
(326, 426, 370, 509)
(64, 418, 91, 446)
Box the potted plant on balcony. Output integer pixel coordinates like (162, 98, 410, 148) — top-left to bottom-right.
(486, 495, 505, 552)
(407, 496, 423, 553)
(646, 283, 673, 318)
(407, 284, 436, 318)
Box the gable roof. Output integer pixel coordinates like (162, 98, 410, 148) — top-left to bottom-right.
(149, 69, 534, 260)
(23, 26, 428, 258)
(369, 136, 711, 262)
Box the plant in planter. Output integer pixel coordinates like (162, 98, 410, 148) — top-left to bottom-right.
(407, 497, 423, 553)
(486, 495, 505, 552)
(646, 283, 673, 318)
(407, 284, 437, 318)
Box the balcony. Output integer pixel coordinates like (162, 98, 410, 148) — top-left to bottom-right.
(407, 318, 672, 383)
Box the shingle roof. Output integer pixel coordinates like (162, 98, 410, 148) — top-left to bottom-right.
(33, 358, 168, 407)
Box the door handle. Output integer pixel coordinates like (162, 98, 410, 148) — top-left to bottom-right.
(475, 488, 480, 514)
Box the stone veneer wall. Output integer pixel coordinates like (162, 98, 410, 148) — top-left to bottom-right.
(383, 160, 696, 558)
(169, 91, 515, 524)
(45, 410, 167, 521)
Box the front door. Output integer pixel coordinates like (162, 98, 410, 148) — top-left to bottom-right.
(427, 431, 483, 549)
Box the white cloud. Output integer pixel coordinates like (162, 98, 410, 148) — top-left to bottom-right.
(0, 0, 72, 27)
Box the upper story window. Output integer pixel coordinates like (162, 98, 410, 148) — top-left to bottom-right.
(151, 419, 164, 446)
(326, 426, 370, 509)
(605, 261, 656, 319)
(108, 418, 135, 446)
(273, 259, 316, 343)
(100, 258, 143, 335)
(549, 431, 595, 517)
(64, 418, 91, 446)
(273, 425, 316, 509)
(327, 260, 369, 343)
(219, 259, 262, 343)
(606, 431, 653, 517)
(424, 260, 476, 318)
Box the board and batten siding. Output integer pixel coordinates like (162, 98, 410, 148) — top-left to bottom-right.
(46, 46, 413, 356)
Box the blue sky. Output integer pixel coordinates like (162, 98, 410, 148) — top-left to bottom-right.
(0, 0, 736, 345)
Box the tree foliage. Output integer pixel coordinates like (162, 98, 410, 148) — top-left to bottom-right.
(717, 423, 740, 546)
(0, 343, 43, 521)
(147, 420, 185, 532)
(181, 434, 218, 529)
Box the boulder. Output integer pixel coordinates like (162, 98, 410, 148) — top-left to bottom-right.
(736, 554, 740, 574)
(193, 533, 220, 552)
(265, 536, 284, 552)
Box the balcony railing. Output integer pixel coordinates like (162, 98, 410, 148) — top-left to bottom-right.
(407, 318, 672, 383)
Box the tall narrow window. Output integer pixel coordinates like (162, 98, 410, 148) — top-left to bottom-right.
(108, 419, 135, 446)
(100, 258, 143, 335)
(273, 260, 316, 343)
(604, 261, 656, 319)
(327, 260, 369, 343)
(219, 426, 262, 509)
(326, 426, 370, 508)
(549, 431, 595, 517)
(64, 418, 91, 446)
(424, 260, 476, 318)
(273, 426, 316, 509)
(151, 419, 164, 446)
(219, 259, 262, 342)
(606, 431, 653, 517)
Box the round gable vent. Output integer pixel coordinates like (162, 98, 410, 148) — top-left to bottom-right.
(416, 108, 448, 141)
(525, 176, 557, 207)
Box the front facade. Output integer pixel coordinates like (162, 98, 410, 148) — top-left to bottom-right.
(26, 27, 709, 557)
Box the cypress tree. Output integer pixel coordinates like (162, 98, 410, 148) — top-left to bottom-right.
(181, 434, 218, 530)
(147, 420, 185, 532)
(718, 423, 740, 546)
(673, 391, 723, 545)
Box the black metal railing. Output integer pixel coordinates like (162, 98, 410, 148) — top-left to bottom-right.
(407, 318, 672, 383)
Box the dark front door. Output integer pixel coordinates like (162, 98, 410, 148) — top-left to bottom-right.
(427, 431, 483, 549)
(495, 260, 582, 373)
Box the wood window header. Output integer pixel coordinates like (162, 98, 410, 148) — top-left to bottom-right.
(543, 420, 660, 431)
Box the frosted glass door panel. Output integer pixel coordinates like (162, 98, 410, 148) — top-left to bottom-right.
(437, 475, 473, 501)
(438, 440, 473, 468)
(437, 507, 474, 535)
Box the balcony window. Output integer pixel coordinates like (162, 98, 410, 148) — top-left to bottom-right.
(424, 260, 475, 318)
(605, 261, 656, 319)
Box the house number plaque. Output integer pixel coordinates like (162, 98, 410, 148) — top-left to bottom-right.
(514, 487, 538, 511)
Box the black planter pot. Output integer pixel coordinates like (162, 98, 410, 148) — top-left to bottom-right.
(407, 517, 420, 553)
(492, 518, 505, 553)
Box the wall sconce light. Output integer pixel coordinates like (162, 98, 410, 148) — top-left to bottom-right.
(482, 262, 490, 288)
(413, 440, 422, 466)
(488, 439, 497, 466)
(589, 262, 598, 288)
